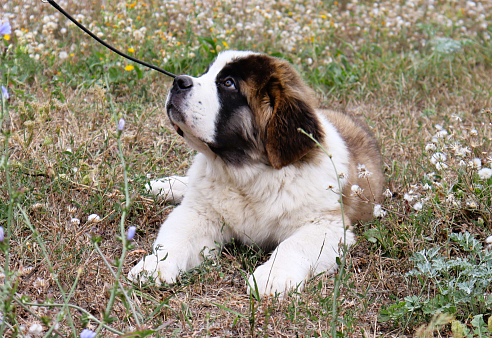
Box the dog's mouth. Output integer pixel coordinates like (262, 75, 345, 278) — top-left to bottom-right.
(173, 123, 184, 137)
(167, 103, 185, 137)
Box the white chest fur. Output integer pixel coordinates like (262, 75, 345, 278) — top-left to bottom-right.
(182, 112, 350, 247)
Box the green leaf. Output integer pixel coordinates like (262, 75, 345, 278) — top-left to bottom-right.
(118, 329, 156, 338)
(471, 314, 488, 336)
(451, 319, 470, 338)
(134, 65, 143, 79)
(108, 67, 120, 82)
(212, 302, 247, 319)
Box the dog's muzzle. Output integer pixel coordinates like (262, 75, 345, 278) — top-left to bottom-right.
(167, 75, 194, 137)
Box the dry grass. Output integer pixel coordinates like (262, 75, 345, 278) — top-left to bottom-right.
(1, 0, 492, 337)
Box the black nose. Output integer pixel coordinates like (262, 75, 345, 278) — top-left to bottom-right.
(174, 75, 193, 90)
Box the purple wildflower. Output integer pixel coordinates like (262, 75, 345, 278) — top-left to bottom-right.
(80, 329, 96, 338)
(1, 86, 8, 100)
(0, 21, 11, 36)
(127, 226, 136, 240)
(118, 118, 125, 132)
(0, 226, 4, 242)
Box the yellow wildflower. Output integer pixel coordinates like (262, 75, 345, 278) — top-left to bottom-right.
(124, 65, 134, 71)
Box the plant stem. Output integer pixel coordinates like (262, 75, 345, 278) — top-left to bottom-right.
(18, 206, 78, 336)
(93, 242, 143, 325)
(0, 93, 13, 338)
(298, 129, 348, 336)
(93, 75, 134, 335)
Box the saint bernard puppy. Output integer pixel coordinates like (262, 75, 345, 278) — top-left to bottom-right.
(129, 51, 384, 297)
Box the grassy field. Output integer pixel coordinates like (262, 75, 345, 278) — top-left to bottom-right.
(1, 0, 492, 336)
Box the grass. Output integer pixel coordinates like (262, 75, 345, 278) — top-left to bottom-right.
(1, 0, 492, 336)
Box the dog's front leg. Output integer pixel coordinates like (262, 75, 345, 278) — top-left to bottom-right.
(128, 204, 228, 285)
(248, 217, 355, 298)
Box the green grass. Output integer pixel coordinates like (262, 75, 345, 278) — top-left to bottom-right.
(1, 0, 492, 336)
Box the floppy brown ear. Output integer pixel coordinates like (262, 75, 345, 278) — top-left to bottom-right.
(265, 77, 324, 169)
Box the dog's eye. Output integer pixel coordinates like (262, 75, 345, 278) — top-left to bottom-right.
(222, 78, 236, 89)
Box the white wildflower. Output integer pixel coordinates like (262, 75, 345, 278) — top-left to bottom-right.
(426, 172, 436, 179)
(383, 189, 393, 198)
(435, 130, 448, 138)
(425, 143, 436, 152)
(466, 199, 477, 208)
(468, 158, 482, 169)
(31, 203, 44, 210)
(403, 193, 416, 202)
(470, 129, 478, 136)
(454, 145, 470, 157)
(373, 204, 387, 218)
(357, 163, 373, 178)
(422, 183, 431, 190)
(351, 184, 363, 195)
(70, 218, 80, 226)
(431, 152, 447, 164)
(446, 193, 458, 206)
(33, 277, 49, 289)
(45, 21, 58, 30)
(451, 114, 462, 122)
(28, 323, 43, 337)
(478, 168, 492, 180)
(59, 51, 68, 59)
(413, 202, 423, 211)
(431, 152, 447, 170)
(486, 236, 492, 250)
(435, 162, 448, 170)
(87, 214, 101, 223)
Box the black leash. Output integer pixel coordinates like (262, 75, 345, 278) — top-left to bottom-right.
(43, 0, 177, 79)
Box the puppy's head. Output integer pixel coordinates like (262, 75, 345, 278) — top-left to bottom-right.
(166, 51, 324, 169)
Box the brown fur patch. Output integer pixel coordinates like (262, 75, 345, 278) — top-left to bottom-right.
(321, 109, 384, 223)
(238, 55, 324, 169)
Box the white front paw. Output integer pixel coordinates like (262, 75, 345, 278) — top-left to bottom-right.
(247, 262, 307, 298)
(146, 176, 188, 204)
(128, 253, 180, 286)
